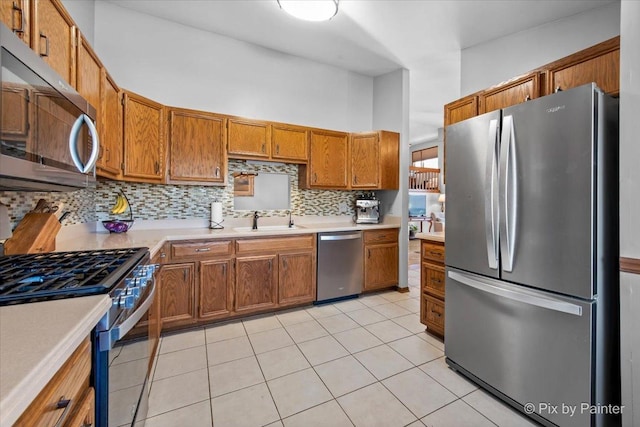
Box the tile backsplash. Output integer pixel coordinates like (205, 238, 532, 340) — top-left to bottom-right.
(1, 161, 360, 230)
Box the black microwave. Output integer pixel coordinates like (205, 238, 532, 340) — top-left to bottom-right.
(0, 23, 99, 191)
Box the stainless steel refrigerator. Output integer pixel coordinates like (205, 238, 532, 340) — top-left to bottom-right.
(444, 83, 620, 427)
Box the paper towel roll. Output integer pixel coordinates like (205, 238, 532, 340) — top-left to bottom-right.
(211, 202, 223, 227)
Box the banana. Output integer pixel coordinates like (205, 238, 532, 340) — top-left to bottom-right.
(117, 195, 129, 214)
(110, 195, 123, 214)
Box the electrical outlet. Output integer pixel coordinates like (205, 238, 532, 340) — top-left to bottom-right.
(338, 202, 348, 213)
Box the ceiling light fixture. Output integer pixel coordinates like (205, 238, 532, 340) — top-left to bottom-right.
(277, 0, 339, 22)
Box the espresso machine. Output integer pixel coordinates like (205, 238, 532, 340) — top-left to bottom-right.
(355, 192, 381, 224)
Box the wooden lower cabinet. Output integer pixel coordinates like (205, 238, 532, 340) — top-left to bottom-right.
(159, 262, 197, 329)
(420, 239, 446, 338)
(278, 251, 316, 306)
(15, 337, 93, 427)
(235, 255, 278, 313)
(363, 229, 399, 291)
(199, 258, 234, 320)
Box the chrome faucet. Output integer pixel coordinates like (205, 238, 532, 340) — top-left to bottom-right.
(252, 211, 259, 230)
(287, 210, 294, 228)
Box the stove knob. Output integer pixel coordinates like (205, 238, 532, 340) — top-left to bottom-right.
(118, 294, 135, 309)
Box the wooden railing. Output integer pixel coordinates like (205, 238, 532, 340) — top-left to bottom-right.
(409, 166, 440, 192)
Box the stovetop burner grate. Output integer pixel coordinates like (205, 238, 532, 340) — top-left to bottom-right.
(0, 247, 148, 305)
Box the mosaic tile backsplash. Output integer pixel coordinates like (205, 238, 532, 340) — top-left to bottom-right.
(1, 161, 360, 230)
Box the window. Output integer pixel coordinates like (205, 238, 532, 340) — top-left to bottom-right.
(411, 146, 438, 168)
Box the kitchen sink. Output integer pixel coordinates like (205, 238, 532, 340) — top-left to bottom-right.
(233, 225, 305, 232)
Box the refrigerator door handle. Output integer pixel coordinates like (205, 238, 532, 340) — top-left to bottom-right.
(484, 119, 500, 269)
(499, 115, 517, 272)
(448, 270, 583, 316)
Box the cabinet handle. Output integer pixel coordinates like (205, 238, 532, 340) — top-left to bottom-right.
(524, 94, 531, 102)
(432, 279, 442, 284)
(215, 166, 220, 178)
(160, 252, 166, 258)
(261, 143, 266, 153)
(222, 263, 226, 273)
(313, 172, 318, 183)
(276, 144, 280, 155)
(11, 2, 24, 34)
(268, 259, 272, 272)
(154, 161, 160, 174)
(555, 86, 562, 93)
(354, 175, 358, 184)
(283, 259, 287, 269)
(195, 248, 211, 252)
(368, 249, 371, 259)
(183, 268, 188, 281)
(429, 251, 441, 257)
(39, 32, 50, 57)
(53, 397, 73, 427)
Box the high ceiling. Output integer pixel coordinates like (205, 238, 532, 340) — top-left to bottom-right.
(105, 0, 615, 144)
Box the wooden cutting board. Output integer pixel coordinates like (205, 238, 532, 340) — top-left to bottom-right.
(4, 213, 61, 255)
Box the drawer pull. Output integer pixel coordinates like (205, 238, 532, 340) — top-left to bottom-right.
(11, 2, 25, 34)
(195, 248, 211, 252)
(54, 397, 73, 427)
(432, 279, 442, 284)
(39, 32, 50, 57)
(428, 251, 441, 257)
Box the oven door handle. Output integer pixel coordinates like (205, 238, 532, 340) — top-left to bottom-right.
(98, 280, 156, 352)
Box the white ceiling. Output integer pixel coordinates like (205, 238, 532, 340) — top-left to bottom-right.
(105, 0, 615, 144)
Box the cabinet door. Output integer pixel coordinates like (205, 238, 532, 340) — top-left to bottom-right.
(31, 0, 75, 85)
(350, 132, 379, 188)
(545, 37, 620, 96)
(122, 91, 165, 183)
(0, 0, 30, 44)
(199, 259, 233, 320)
(65, 387, 94, 427)
(279, 252, 315, 306)
(235, 255, 278, 313)
(228, 118, 270, 159)
(97, 70, 122, 178)
(444, 94, 478, 127)
(169, 110, 226, 184)
(364, 243, 399, 291)
(308, 130, 348, 188)
(271, 124, 308, 162)
(75, 34, 101, 114)
(159, 263, 196, 329)
(479, 72, 540, 114)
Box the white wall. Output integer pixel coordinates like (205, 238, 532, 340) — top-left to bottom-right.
(61, 0, 95, 44)
(93, 2, 373, 132)
(373, 68, 410, 288)
(461, 2, 621, 95)
(619, 1, 640, 424)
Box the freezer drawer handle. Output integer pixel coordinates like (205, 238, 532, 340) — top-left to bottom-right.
(320, 233, 361, 241)
(448, 271, 582, 316)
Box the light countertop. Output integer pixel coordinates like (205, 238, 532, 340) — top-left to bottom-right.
(416, 231, 445, 243)
(56, 216, 402, 257)
(0, 295, 111, 426)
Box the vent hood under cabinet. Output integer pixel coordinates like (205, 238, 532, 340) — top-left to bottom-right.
(0, 23, 98, 192)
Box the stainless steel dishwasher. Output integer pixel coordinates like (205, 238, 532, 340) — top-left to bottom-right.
(316, 231, 363, 303)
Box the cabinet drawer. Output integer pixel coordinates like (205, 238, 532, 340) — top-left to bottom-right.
(422, 262, 445, 299)
(364, 228, 398, 244)
(422, 294, 445, 337)
(236, 235, 314, 254)
(171, 240, 233, 259)
(421, 241, 445, 263)
(15, 338, 91, 426)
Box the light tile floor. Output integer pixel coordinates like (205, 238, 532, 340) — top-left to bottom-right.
(140, 283, 539, 427)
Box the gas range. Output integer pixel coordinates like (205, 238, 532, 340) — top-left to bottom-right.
(0, 247, 154, 329)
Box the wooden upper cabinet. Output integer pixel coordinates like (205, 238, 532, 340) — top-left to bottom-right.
(31, 0, 75, 85)
(350, 130, 399, 190)
(75, 33, 101, 113)
(0, 0, 30, 44)
(350, 132, 379, 188)
(227, 118, 270, 159)
(97, 70, 122, 178)
(544, 36, 620, 96)
(444, 94, 478, 127)
(479, 72, 541, 114)
(122, 90, 165, 183)
(168, 109, 226, 184)
(271, 124, 308, 163)
(305, 129, 349, 188)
